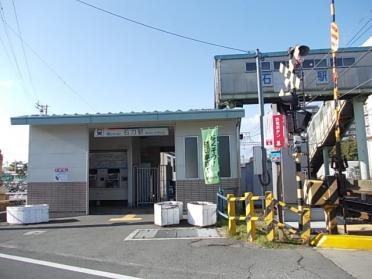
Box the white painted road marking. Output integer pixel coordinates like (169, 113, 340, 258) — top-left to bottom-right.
(109, 214, 142, 222)
(0, 253, 141, 279)
(24, 230, 46, 236)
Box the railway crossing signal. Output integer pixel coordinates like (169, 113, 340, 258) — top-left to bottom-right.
(277, 45, 312, 133)
(277, 45, 311, 231)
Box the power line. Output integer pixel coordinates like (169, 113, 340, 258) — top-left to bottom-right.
(11, 0, 37, 99)
(304, 13, 372, 92)
(75, 0, 252, 54)
(305, 46, 372, 105)
(340, 76, 372, 99)
(0, 0, 34, 102)
(0, 29, 15, 71)
(348, 24, 372, 47)
(323, 46, 372, 90)
(5, 22, 97, 113)
(346, 16, 372, 46)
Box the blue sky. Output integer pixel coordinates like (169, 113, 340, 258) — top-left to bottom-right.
(0, 0, 371, 163)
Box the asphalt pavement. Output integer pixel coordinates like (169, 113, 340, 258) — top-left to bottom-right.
(0, 210, 369, 279)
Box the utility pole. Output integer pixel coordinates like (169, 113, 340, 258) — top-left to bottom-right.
(255, 49, 270, 194)
(35, 101, 49, 115)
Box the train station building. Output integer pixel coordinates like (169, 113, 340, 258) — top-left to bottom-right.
(11, 109, 244, 217)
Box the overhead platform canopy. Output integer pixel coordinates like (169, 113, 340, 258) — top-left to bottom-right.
(214, 47, 372, 108)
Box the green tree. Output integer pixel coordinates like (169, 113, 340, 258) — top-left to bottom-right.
(329, 138, 358, 161)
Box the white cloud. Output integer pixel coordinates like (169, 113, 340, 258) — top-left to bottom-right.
(362, 36, 372, 47)
(241, 113, 260, 133)
(0, 111, 29, 164)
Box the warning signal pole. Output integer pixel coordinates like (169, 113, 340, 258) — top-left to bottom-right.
(278, 45, 311, 232)
(328, 0, 345, 234)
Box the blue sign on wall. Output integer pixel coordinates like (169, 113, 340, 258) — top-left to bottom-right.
(270, 150, 281, 162)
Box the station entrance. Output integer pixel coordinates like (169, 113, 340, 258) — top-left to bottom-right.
(88, 126, 175, 214)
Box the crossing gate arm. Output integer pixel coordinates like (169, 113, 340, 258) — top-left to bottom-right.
(265, 191, 311, 244)
(274, 220, 299, 235)
(276, 200, 301, 213)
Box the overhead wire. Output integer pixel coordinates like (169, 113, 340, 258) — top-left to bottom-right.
(305, 46, 372, 105)
(75, 0, 252, 54)
(345, 16, 372, 46)
(348, 24, 372, 47)
(304, 12, 372, 105)
(11, 0, 38, 99)
(0, 26, 15, 72)
(0, 0, 34, 102)
(321, 46, 372, 90)
(340, 76, 372, 99)
(5, 22, 97, 113)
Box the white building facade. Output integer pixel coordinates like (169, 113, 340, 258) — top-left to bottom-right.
(11, 109, 244, 217)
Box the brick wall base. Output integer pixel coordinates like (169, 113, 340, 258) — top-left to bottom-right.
(176, 178, 239, 209)
(28, 182, 87, 217)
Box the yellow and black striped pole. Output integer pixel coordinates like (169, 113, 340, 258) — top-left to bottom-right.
(227, 194, 236, 235)
(265, 191, 275, 241)
(324, 205, 338, 234)
(293, 136, 304, 231)
(330, 0, 341, 234)
(301, 207, 311, 244)
(245, 192, 256, 241)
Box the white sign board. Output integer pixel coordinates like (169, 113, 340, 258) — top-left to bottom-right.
(263, 113, 274, 151)
(94, 127, 169, 137)
(54, 167, 69, 182)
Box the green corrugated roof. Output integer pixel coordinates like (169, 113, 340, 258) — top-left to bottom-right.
(11, 108, 245, 126)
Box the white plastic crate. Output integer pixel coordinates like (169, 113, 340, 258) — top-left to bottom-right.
(7, 204, 49, 224)
(187, 202, 217, 227)
(154, 202, 180, 226)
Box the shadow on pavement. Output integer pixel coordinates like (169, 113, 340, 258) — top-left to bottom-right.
(0, 220, 155, 231)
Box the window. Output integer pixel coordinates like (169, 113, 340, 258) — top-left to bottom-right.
(343, 57, 355, 66)
(218, 136, 231, 177)
(274, 61, 288, 70)
(245, 62, 256, 71)
(314, 59, 327, 68)
(303, 59, 315, 68)
(330, 58, 343, 67)
(185, 137, 198, 178)
(261, 61, 271, 71)
(330, 57, 356, 67)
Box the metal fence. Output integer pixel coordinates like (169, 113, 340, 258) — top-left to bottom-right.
(134, 167, 160, 206)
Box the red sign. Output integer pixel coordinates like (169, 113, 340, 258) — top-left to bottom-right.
(265, 139, 273, 146)
(272, 114, 285, 149)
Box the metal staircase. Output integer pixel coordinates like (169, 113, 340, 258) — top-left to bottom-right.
(308, 100, 354, 175)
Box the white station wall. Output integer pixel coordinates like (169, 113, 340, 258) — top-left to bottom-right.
(28, 125, 89, 182)
(175, 119, 240, 180)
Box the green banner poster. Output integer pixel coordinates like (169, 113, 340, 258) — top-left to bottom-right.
(201, 127, 220, 185)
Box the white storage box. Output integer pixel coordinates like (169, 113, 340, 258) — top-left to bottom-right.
(187, 202, 217, 227)
(164, 201, 183, 220)
(7, 204, 49, 224)
(154, 202, 180, 226)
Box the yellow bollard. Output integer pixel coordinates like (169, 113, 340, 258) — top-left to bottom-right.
(265, 191, 275, 241)
(227, 194, 236, 235)
(245, 192, 256, 241)
(324, 205, 338, 234)
(301, 207, 311, 244)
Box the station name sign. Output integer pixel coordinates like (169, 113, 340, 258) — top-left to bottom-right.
(94, 127, 169, 137)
